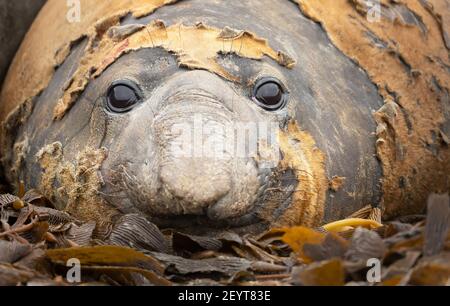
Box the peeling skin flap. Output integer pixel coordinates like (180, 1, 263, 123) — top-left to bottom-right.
(54, 21, 295, 120)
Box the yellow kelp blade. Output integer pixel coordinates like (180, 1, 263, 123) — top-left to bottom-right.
(322, 218, 382, 233)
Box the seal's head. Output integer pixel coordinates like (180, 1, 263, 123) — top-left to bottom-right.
(94, 50, 296, 230)
(0, 0, 383, 233)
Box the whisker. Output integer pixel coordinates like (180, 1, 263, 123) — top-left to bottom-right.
(146, 27, 155, 47)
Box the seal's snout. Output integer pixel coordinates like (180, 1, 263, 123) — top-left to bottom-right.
(148, 79, 262, 223)
(159, 157, 232, 212)
(153, 86, 237, 215)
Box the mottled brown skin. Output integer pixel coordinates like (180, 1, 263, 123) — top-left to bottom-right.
(294, 0, 450, 220)
(4, 0, 445, 234)
(0, 0, 46, 87)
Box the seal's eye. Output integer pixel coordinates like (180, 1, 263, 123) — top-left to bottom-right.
(106, 80, 141, 113)
(252, 77, 287, 111)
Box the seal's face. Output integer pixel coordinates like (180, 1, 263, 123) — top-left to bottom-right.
(63, 48, 295, 229)
(93, 50, 289, 225)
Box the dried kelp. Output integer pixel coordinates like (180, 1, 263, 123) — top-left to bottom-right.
(0, 190, 449, 286)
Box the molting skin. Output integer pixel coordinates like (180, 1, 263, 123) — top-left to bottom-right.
(0, 0, 389, 233)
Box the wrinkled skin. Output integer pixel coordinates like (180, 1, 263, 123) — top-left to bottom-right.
(2, 0, 383, 233)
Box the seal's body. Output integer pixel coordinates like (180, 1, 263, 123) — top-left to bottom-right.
(0, 0, 45, 91)
(0, 0, 448, 233)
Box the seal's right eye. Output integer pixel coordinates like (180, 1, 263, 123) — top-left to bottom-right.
(106, 80, 141, 113)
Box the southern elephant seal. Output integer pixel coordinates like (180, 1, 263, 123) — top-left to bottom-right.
(0, 0, 448, 234)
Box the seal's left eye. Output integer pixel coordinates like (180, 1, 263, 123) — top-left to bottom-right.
(106, 81, 141, 113)
(252, 77, 288, 111)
